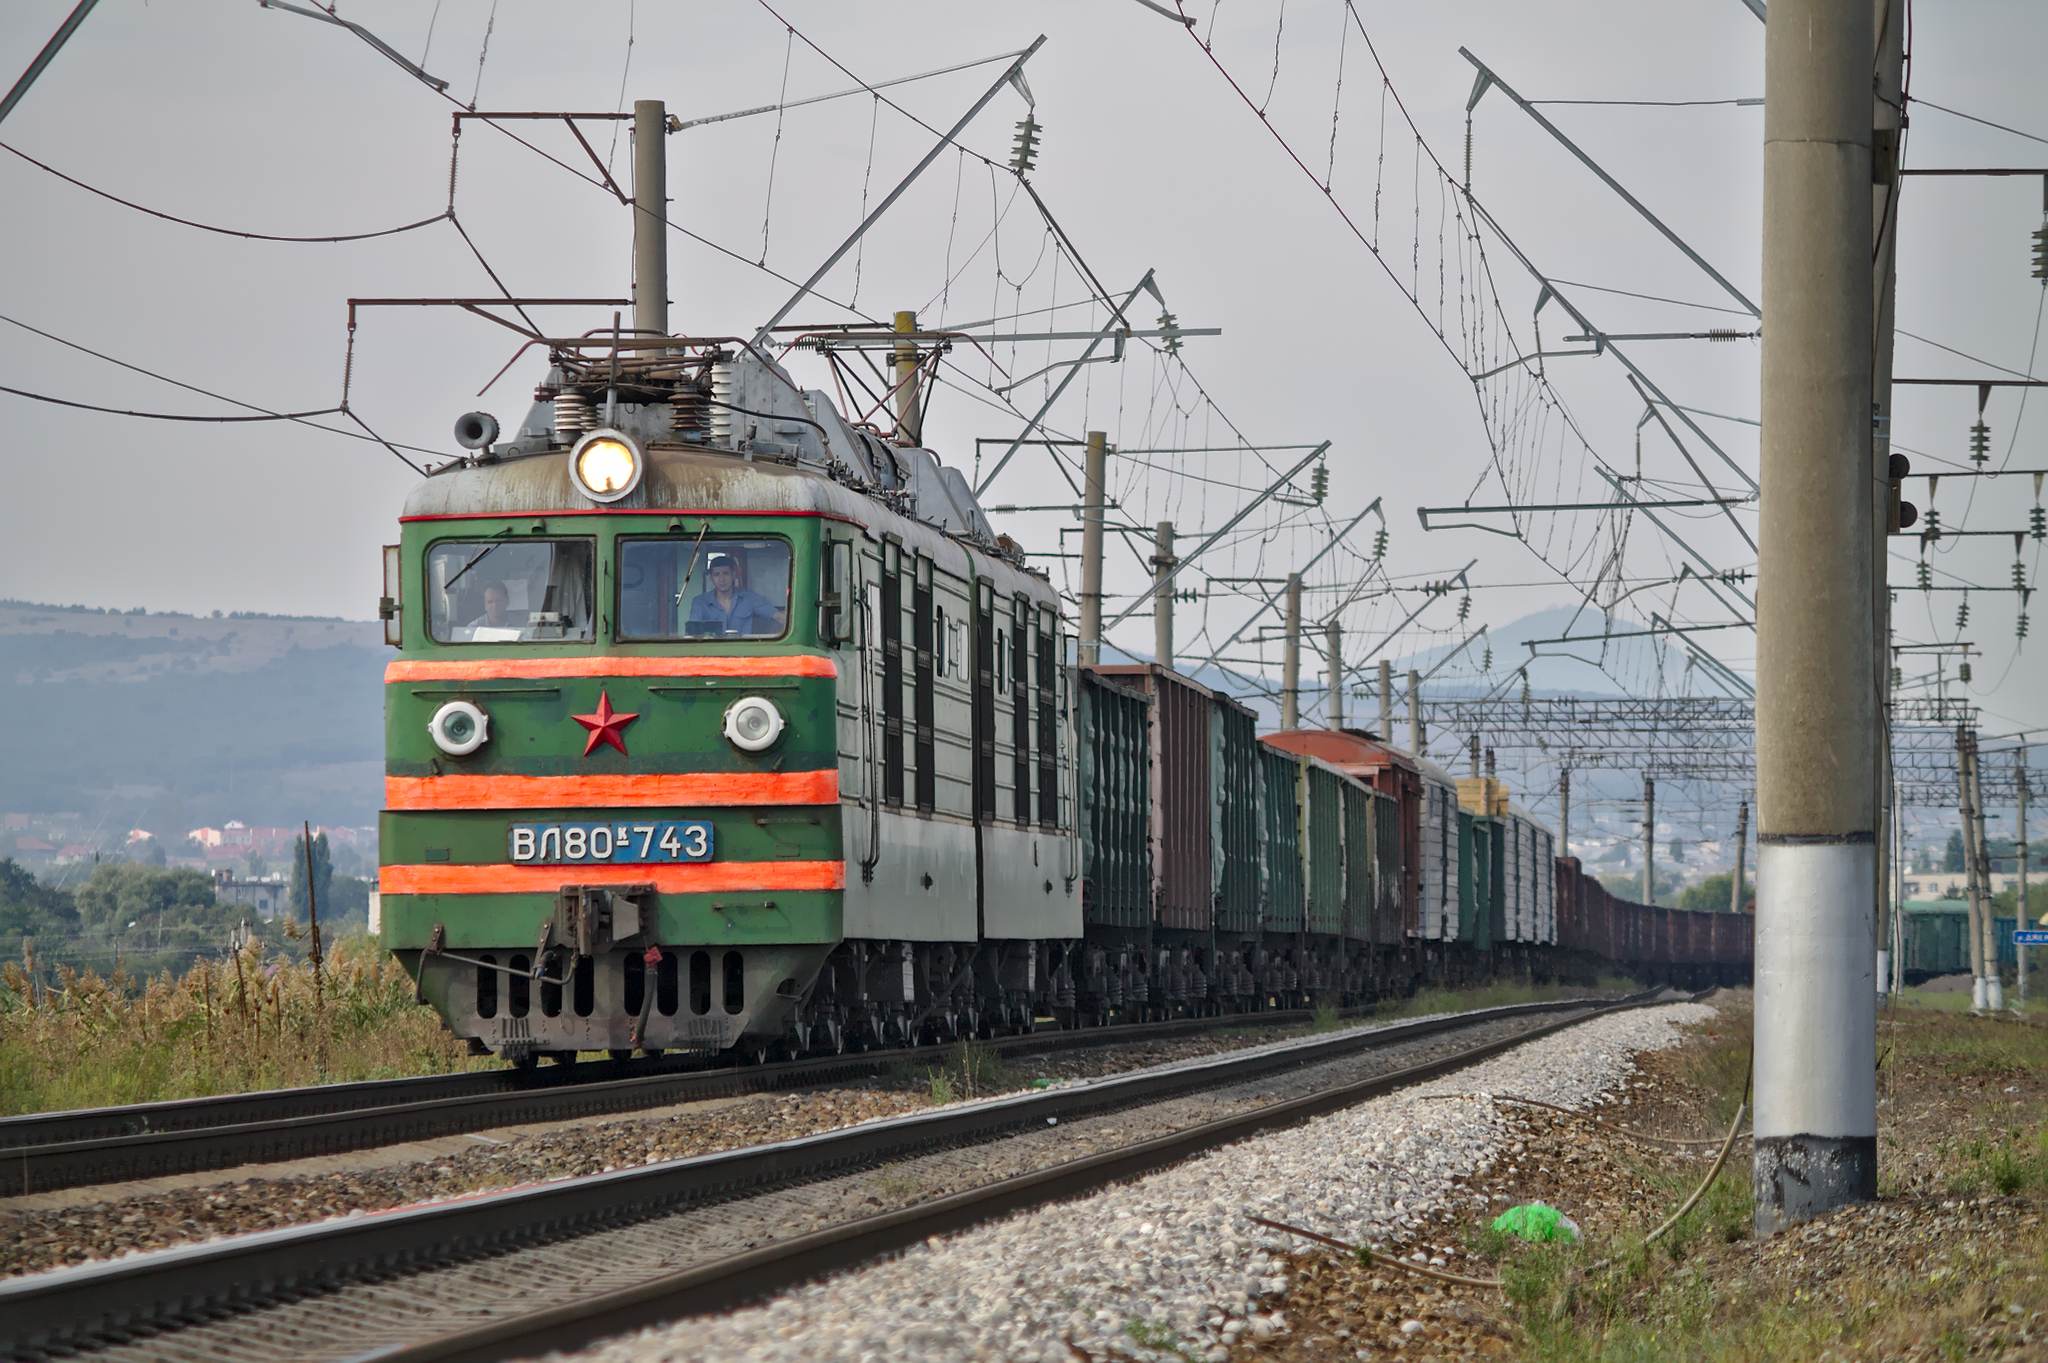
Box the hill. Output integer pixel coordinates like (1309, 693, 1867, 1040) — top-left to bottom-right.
(0, 602, 386, 837)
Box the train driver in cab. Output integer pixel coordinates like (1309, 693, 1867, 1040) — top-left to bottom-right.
(688, 554, 786, 636)
(464, 579, 527, 638)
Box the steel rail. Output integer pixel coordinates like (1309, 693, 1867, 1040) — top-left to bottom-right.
(0, 1004, 1350, 1196)
(0, 993, 1654, 1358)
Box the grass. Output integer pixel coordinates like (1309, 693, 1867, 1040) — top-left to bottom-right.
(1484, 1194, 2048, 1362)
(0, 931, 487, 1114)
(1882, 1001, 2048, 1083)
(1944, 1128, 2048, 1197)
(1469, 1003, 2048, 1361)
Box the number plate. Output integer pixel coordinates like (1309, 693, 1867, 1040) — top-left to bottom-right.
(508, 820, 714, 865)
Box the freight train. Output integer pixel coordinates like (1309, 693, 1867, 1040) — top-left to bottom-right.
(377, 336, 1752, 1065)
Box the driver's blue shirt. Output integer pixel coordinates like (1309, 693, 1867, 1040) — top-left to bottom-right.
(689, 587, 781, 634)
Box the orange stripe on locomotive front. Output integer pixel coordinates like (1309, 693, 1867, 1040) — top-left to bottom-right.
(379, 859, 846, 896)
(385, 769, 839, 810)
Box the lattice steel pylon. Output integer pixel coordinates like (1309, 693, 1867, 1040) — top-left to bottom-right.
(1422, 694, 2017, 808)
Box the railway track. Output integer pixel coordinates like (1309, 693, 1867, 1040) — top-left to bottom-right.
(0, 1003, 1370, 1197)
(0, 991, 1683, 1363)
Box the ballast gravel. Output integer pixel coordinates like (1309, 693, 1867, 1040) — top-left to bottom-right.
(573, 1001, 1716, 1363)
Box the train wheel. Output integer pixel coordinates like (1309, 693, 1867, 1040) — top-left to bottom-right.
(549, 1050, 578, 1066)
(607, 1048, 634, 1063)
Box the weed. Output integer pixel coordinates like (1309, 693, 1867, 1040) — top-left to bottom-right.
(919, 1039, 1015, 1105)
(1122, 1317, 1194, 1359)
(873, 1171, 922, 1199)
(0, 933, 485, 1114)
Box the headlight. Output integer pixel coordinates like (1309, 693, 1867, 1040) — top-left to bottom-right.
(569, 428, 644, 503)
(723, 695, 785, 752)
(428, 700, 490, 756)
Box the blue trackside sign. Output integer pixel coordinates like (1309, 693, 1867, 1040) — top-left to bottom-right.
(2015, 930, 2048, 946)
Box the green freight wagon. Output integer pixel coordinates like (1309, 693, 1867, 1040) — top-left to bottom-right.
(1077, 669, 1152, 929)
(1258, 747, 1305, 935)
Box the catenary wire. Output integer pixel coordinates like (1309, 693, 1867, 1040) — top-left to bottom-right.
(0, 140, 450, 242)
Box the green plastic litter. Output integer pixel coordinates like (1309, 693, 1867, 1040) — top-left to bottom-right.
(1490, 1202, 1581, 1243)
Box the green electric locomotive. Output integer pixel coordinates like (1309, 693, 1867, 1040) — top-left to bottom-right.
(378, 332, 1080, 1063)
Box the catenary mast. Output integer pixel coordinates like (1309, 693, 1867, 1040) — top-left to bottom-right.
(1752, 0, 1880, 1233)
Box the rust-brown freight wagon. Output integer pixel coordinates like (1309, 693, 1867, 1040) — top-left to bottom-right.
(1090, 665, 1215, 933)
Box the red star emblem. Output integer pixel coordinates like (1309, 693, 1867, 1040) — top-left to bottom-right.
(571, 689, 639, 756)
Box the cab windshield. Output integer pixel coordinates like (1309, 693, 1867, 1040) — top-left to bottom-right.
(427, 540, 594, 643)
(620, 537, 792, 640)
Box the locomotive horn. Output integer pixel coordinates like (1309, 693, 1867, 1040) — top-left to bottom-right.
(454, 411, 500, 451)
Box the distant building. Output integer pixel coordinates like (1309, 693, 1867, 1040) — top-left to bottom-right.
(11, 837, 54, 865)
(213, 870, 288, 918)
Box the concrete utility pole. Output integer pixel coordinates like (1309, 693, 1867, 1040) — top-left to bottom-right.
(1469, 734, 1482, 779)
(1325, 621, 1344, 730)
(1871, 0, 1904, 1001)
(1379, 660, 1394, 748)
(632, 100, 668, 338)
(1078, 431, 1107, 666)
(1971, 743, 2001, 1008)
(1281, 575, 1303, 729)
(1559, 767, 1572, 859)
(1892, 798, 1905, 995)
(1961, 730, 1988, 1005)
(893, 311, 923, 447)
(1152, 521, 1176, 671)
(2019, 750, 2030, 1003)
(1752, 0, 1878, 1235)
(1408, 669, 1423, 759)
(1731, 800, 1749, 915)
(1643, 776, 1657, 906)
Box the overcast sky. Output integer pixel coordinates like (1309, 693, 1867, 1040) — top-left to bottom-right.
(2, 0, 2042, 746)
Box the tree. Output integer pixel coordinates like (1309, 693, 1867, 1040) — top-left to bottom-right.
(70, 862, 226, 949)
(1677, 871, 1749, 914)
(245, 851, 268, 878)
(0, 857, 79, 940)
(1944, 830, 1965, 872)
(289, 831, 333, 917)
(142, 838, 168, 867)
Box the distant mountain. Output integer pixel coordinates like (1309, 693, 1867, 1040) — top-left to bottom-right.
(1386, 603, 1707, 698)
(0, 603, 385, 835)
